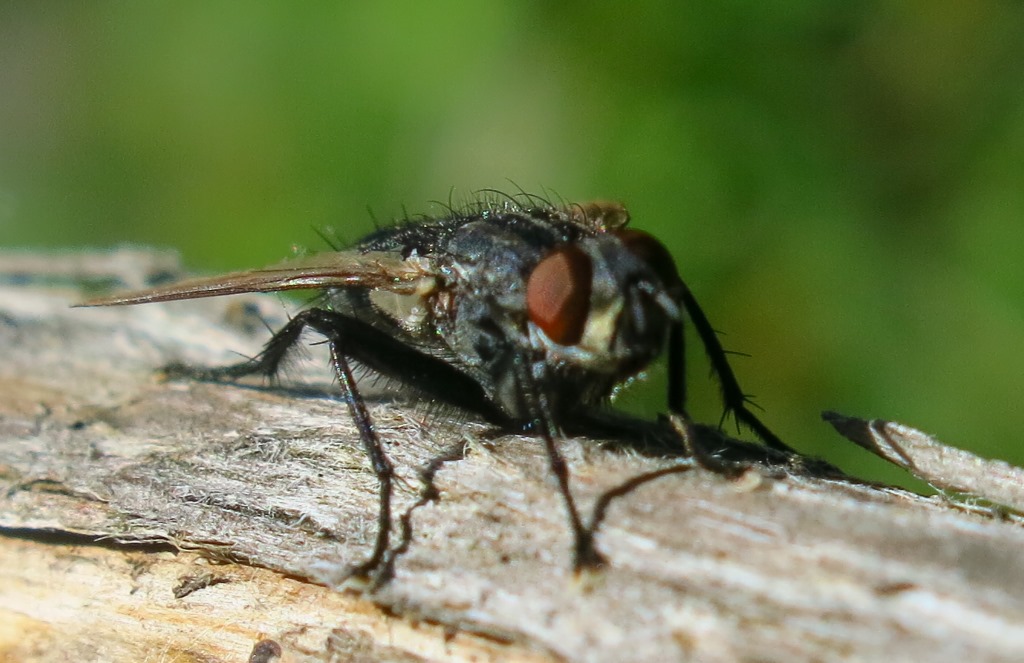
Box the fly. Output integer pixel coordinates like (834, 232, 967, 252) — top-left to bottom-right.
(78, 196, 793, 583)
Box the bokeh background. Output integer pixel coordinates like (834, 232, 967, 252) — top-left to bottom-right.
(3, 2, 1023, 487)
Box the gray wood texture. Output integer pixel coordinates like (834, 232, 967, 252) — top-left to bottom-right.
(2, 250, 1023, 662)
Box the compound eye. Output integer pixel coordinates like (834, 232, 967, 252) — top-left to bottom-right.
(526, 245, 593, 346)
(615, 229, 680, 288)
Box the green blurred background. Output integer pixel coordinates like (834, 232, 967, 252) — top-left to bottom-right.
(3, 2, 1023, 487)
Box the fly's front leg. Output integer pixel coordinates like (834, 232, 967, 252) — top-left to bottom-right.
(514, 356, 603, 573)
(675, 283, 797, 456)
(668, 281, 814, 473)
(665, 321, 747, 476)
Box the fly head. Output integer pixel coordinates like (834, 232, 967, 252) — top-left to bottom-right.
(524, 227, 682, 384)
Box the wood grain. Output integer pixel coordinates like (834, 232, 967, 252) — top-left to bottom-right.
(2, 250, 1023, 662)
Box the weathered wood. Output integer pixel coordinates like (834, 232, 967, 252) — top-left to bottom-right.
(825, 411, 1024, 512)
(2, 250, 1024, 662)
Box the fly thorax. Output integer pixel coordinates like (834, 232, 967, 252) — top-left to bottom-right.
(368, 288, 432, 333)
(441, 220, 544, 368)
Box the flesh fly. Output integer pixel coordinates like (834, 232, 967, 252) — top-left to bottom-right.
(79, 197, 791, 581)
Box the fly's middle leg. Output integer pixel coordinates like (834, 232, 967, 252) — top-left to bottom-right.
(167, 307, 400, 583)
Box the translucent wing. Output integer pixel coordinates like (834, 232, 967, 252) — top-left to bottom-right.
(76, 250, 435, 307)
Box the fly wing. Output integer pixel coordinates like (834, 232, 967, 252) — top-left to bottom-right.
(77, 251, 436, 307)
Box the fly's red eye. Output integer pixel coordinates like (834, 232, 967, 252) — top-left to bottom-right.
(615, 229, 680, 288)
(526, 245, 593, 346)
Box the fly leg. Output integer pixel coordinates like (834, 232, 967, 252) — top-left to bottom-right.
(163, 309, 312, 382)
(323, 334, 394, 583)
(665, 321, 747, 475)
(166, 307, 504, 584)
(674, 282, 797, 456)
(177, 308, 397, 582)
(513, 355, 603, 573)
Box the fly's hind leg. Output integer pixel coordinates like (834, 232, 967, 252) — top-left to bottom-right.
(162, 311, 311, 383)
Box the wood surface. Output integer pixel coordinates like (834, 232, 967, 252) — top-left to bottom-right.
(2, 249, 1023, 662)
